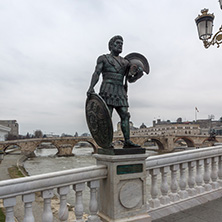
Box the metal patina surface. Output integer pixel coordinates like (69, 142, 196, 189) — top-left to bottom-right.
(85, 93, 113, 149)
(124, 52, 150, 80)
(117, 164, 143, 175)
(86, 36, 149, 152)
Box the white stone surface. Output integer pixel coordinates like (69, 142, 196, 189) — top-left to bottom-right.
(119, 181, 142, 209)
(146, 146, 222, 220)
(95, 154, 150, 222)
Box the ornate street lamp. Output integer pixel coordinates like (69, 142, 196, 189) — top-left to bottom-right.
(195, 8, 222, 48)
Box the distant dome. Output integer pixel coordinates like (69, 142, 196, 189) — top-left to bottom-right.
(140, 123, 147, 129)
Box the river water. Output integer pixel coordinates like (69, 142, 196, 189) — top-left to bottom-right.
(24, 147, 157, 212)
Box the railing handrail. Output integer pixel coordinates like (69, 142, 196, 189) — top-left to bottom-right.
(146, 145, 222, 169)
(0, 165, 107, 199)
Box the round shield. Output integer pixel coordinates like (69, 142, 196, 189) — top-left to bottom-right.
(85, 93, 113, 149)
(125, 52, 150, 75)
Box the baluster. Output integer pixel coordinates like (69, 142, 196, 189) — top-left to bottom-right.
(188, 161, 196, 196)
(22, 193, 35, 222)
(169, 164, 180, 202)
(178, 163, 188, 199)
(203, 158, 212, 191)
(218, 156, 222, 187)
(149, 168, 160, 208)
(211, 157, 219, 189)
(87, 180, 101, 222)
(42, 189, 54, 222)
(196, 160, 205, 194)
(73, 183, 85, 222)
(146, 171, 151, 211)
(57, 186, 70, 222)
(160, 166, 170, 205)
(3, 197, 16, 222)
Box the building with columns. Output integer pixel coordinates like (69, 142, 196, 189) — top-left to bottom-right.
(131, 122, 201, 137)
(114, 119, 201, 137)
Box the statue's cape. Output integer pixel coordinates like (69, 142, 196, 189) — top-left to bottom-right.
(85, 93, 113, 149)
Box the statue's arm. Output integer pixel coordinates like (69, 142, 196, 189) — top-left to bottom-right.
(87, 56, 104, 96)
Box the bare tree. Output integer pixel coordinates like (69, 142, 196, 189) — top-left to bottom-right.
(34, 130, 43, 138)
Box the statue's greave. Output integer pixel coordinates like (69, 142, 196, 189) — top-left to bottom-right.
(121, 115, 130, 141)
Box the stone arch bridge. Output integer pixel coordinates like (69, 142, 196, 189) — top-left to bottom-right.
(0, 134, 221, 157)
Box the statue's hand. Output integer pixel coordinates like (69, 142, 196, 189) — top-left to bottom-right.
(87, 88, 95, 97)
(127, 66, 144, 83)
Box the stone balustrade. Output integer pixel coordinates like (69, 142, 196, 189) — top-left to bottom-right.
(0, 165, 107, 222)
(1, 146, 222, 221)
(146, 145, 222, 220)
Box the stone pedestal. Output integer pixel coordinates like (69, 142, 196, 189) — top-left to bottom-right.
(94, 154, 151, 222)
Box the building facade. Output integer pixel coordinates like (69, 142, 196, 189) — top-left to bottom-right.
(0, 124, 11, 141)
(130, 123, 201, 137)
(0, 120, 19, 137)
(114, 119, 201, 138)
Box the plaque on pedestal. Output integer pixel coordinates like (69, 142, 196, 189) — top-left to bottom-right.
(98, 147, 146, 155)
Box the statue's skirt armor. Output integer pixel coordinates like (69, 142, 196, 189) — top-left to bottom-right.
(99, 72, 128, 107)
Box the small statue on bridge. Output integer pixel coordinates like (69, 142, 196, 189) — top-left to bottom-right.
(86, 35, 149, 154)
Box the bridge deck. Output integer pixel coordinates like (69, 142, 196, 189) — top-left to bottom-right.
(153, 197, 222, 222)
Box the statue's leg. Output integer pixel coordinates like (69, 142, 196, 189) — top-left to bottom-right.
(107, 105, 114, 148)
(116, 106, 130, 141)
(116, 106, 141, 148)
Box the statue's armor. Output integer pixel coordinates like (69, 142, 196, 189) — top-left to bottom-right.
(99, 54, 129, 107)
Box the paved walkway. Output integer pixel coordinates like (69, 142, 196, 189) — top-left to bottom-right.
(153, 197, 222, 222)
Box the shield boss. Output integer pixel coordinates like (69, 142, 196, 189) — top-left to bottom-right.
(85, 94, 113, 148)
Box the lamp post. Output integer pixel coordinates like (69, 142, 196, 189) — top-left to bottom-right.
(195, 8, 222, 48)
(219, 0, 222, 10)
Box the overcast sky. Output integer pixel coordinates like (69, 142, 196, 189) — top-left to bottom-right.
(0, 0, 222, 136)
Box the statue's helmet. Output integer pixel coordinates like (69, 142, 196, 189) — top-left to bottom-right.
(124, 52, 150, 82)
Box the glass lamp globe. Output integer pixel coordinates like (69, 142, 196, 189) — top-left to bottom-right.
(195, 9, 215, 40)
(219, 0, 222, 9)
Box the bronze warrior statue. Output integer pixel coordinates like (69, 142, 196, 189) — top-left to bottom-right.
(87, 35, 149, 148)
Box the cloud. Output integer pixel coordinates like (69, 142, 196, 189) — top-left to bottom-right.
(0, 0, 221, 135)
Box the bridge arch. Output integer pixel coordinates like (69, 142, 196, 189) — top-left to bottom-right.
(73, 140, 97, 154)
(34, 142, 59, 156)
(3, 143, 22, 153)
(202, 137, 218, 146)
(130, 137, 166, 150)
(151, 139, 164, 150)
(174, 137, 195, 148)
